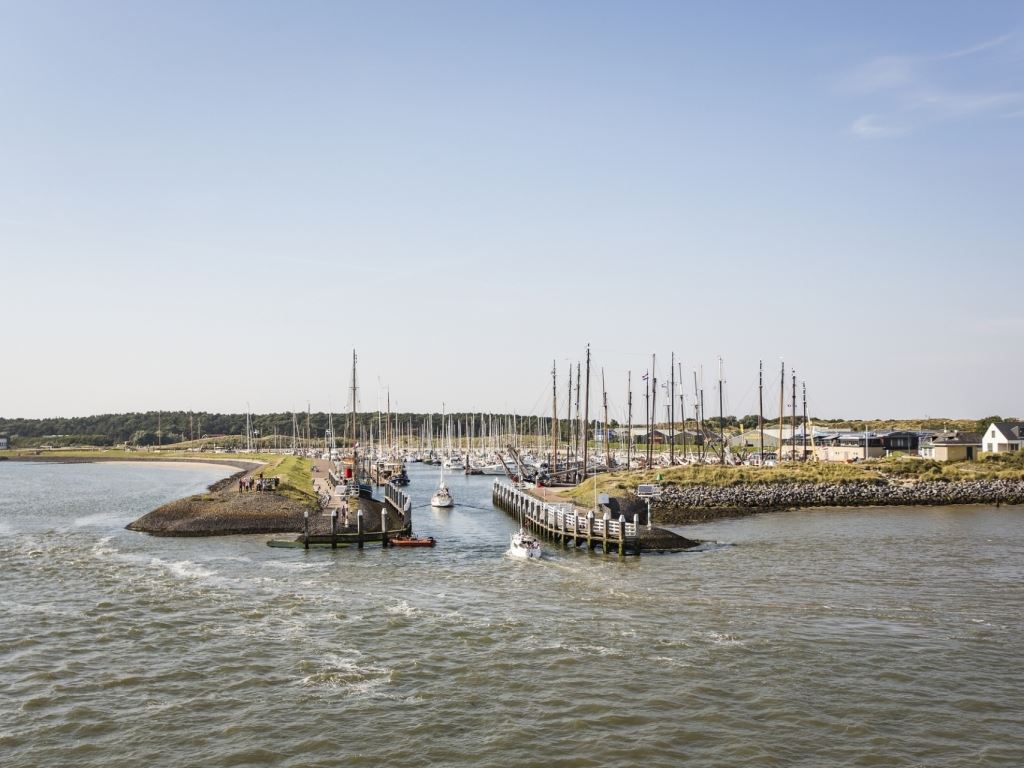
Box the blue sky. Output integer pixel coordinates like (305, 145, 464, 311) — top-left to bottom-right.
(1, 1, 1022, 421)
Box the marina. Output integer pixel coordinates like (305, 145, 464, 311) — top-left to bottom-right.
(2, 459, 1022, 767)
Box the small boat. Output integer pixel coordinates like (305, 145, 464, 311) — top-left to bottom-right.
(431, 481, 454, 507)
(390, 536, 437, 548)
(507, 528, 542, 559)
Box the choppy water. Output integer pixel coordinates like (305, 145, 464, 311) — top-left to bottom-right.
(1, 460, 1023, 767)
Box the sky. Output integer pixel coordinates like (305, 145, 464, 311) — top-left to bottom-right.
(1, 0, 1022, 422)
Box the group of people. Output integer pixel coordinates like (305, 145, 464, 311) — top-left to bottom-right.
(238, 473, 279, 493)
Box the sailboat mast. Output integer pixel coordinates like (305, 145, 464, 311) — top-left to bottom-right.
(350, 350, 358, 448)
(582, 345, 591, 480)
(718, 357, 725, 463)
(758, 360, 765, 465)
(574, 362, 582, 477)
(627, 371, 633, 470)
(678, 361, 686, 461)
(650, 354, 657, 467)
(802, 380, 808, 460)
(778, 361, 785, 463)
(644, 370, 650, 467)
(791, 369, 797, 461)
(602, 367, 610, 469)
(693, 370, 700, 462)
(669, 351, 675, 465)
(551, 361, 558, 472)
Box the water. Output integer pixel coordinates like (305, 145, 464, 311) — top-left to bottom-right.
(2, 460, 1023, 767)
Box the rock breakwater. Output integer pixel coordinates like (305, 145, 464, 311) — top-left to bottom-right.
(648, 479, 1024, 524)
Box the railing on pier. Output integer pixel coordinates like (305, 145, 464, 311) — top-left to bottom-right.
(492, 481, 641, 556)
(384, 482, 412, 514)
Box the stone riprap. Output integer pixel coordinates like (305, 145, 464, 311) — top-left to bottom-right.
(647, 479, 1024, 524)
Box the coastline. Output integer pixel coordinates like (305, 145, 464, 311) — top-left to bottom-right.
(643, 478, 1024, 525)
(2, 452, 314, 536)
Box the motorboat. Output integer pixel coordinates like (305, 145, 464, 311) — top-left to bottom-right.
(507, 528, 542, 559)
(390, 536, 436, 547)
(444, 454, 466, 471)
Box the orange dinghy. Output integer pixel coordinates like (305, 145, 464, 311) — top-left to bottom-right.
(390, 536, 437, 548)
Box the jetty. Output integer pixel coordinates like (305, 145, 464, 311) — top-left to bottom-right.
(492, 481, 702, 555)
(269, 457, 416, 549)
(492, 481, 645, 556)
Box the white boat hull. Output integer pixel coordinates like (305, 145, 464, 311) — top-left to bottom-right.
(431, 495, 454, 508)
(507, 530, 542, 559)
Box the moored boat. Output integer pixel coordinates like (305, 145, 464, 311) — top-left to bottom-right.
(390, 535, 437, 547)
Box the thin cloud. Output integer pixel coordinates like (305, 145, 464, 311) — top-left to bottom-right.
(940, 34, 1013, 60)
(849, 114, 909, 139)
(843, 33, 1021, 139)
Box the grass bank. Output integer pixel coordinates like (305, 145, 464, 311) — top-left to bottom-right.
(564, 453, 1024, 505)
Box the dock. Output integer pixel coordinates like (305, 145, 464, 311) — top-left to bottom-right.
(269, 457, 415, 550)
(492, 481, 643, 556)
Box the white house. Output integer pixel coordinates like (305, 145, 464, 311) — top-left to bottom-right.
(0, 436, 9, 450)
(982, 422, 1022, 454)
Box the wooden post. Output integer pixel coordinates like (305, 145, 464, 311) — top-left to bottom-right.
(357, 509, 364, 549)
(303, 510, 309, 549)
(619, 514, 627, 557)
(381, 507, 388, 547)
(586, 510, 594, 551)
(331, 509, 338, 549)
(602, 510, 611, 554)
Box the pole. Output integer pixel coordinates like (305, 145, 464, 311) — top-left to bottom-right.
(758, 360, 765, 465)
(644, 372, 650, 466)
(802, 381, 808, 461)
(791, 369, 797, 461)
(678, 361, 686, 462)
(669, 351, 676, 465)
(627, 371, 633, 470)
(650, 353, 657, 466)
(582, 344, 591, 480)
(551, 361, 558, 474)
(602, 367, 610, 469)
(718, 357, 725, 464)
(778, 361, 785, 463)
(696, 370, 704, 460)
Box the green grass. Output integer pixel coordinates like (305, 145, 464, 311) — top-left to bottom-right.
(260, 454, 317, 507)
(563, 453, 1024, 504)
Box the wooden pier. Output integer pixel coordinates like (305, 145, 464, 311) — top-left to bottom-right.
(492, 481, 642, 556)
(269, 479, 415, 550)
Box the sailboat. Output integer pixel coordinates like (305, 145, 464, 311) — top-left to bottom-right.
(430, 464, 454, 508)
(431, 404, 454, 507)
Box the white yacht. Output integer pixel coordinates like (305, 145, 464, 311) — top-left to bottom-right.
(430, 481, 454, 507)
(444, 454, 466, 471)
(507, 528, 542, 559)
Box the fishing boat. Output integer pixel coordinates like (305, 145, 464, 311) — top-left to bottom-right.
(390, 535, 436, 548)
(507, 528, 542, 559)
